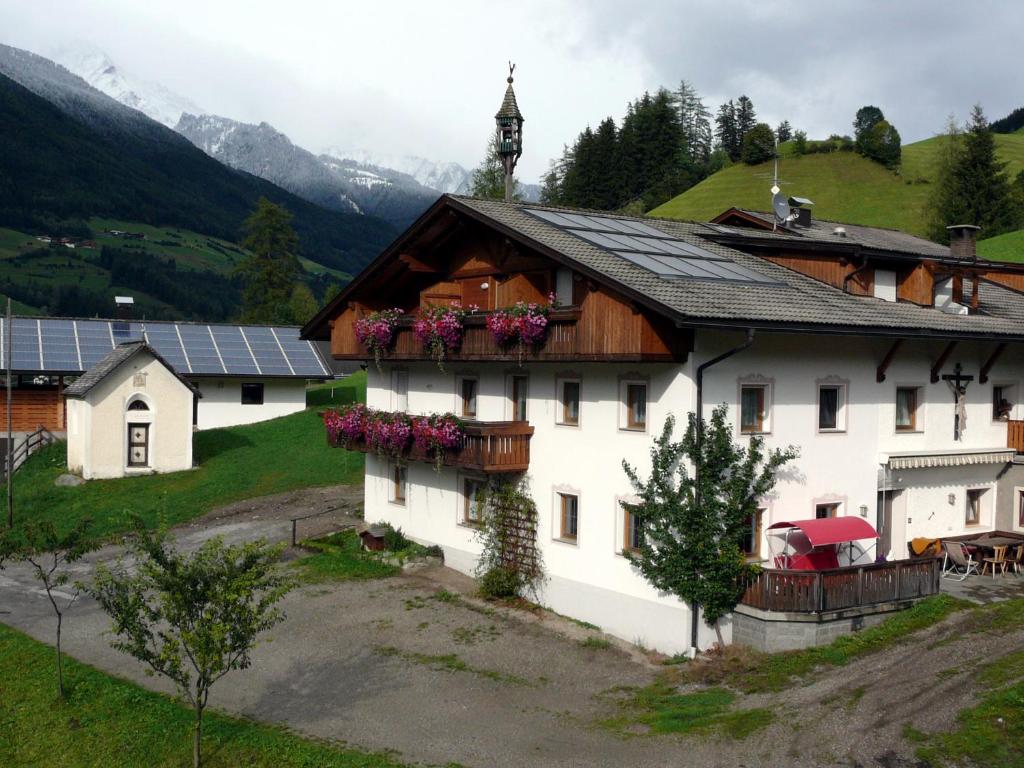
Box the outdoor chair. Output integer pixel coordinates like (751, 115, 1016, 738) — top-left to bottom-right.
(941, 541, 979, 581)
(1008, 545, 1024, 576)
(981, 545, 1008, 578)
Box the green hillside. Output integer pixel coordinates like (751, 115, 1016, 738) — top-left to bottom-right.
(651, 134, 1024, 240)
(0, 219, 350, 319)
(977, 229, 1024, 263)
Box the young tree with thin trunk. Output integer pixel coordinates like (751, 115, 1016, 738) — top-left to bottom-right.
(90, 526, 292, 768)
(2, 519, 96, 698)
(622, 407, 797, 644)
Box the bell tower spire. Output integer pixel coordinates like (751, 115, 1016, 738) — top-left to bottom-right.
(494, 62, 524, 203)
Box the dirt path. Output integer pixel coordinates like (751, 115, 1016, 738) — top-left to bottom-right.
(1, 484, 1021, 768)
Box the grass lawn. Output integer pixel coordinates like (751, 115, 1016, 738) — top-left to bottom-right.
(295, 529, 399, 583)
(307, 370, 367, 410)
(0, 623, 410, 768)
(682, 594, 970, 694)
(651, 132, 1024, 239)
(978, 229, 1024, 262)
(2, 407, 363, 543)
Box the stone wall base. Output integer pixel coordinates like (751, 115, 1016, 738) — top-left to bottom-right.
(732, 599, 924, 652)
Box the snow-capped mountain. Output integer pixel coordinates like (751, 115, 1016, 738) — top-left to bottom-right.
(177, 113, 437, 225)
(325, 148, 472, 195)
(51, 41, 202, 129)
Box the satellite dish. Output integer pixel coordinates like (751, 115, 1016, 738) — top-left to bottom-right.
(772, 191, 790, 222)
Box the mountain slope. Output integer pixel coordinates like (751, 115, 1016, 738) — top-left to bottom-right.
(51, 41, 202, 129)
(176, 113, 438, 226)
(0, 44, 395, 276)
(651, 134, 1024, 238)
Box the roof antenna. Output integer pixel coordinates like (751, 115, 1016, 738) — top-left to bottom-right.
(770, 137, 797, 231)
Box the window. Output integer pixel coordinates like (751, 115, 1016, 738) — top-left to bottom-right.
(740, 385, 767, 434)
(558, 493, 579, 542)
(966, 489, 985, 526)
(558, 380, 580, 426)
(817, 384, 845, 432)
(1018, 490, 1024, 529)
(510, 375, 529, 422)
(624, 383, 647, 430)
(459, 378, 478, 418)
(895, 387, 919, 431)
(127, 399, 149, 411)
(462, 478, 484, 526)
(993, 385, 1013, 421)
(241, 382, 264, 405)
(815, 502, 840, 519)
(622, 504, 644, 553)
(740, 509, 764, 559)
(393, 370, 409, 411)
(391, 464, 407, 505)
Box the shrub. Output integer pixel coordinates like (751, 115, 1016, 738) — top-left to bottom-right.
(740, 123, 776, 165)
(479, 566, 522, 599)
(382, 524, 412, 552)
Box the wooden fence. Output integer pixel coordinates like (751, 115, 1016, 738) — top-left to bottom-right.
(740, 557, 942, 613)
(0, 427, 60, 481)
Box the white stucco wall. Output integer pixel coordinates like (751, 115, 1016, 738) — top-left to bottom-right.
(358, 329, 1024, 653)
(189, 378, 307, 430)
(68, 352, 194, 479)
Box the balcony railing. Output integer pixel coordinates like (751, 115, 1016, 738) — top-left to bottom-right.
(386, 310, 581, 362)
(339, 420, 533, 474)
(1008, 420, 1024, 453)
(739, 557, 942, 614)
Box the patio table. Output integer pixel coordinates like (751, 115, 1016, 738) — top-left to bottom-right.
(970, 536, 1023, 550)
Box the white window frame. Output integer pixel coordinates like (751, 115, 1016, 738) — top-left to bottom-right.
(391, 369, 409, 412)
(555, 376, 582, 427)
(459, 474, 486, 528)
(389, 462, 407, 507)
(814, 500, 844, 519)
(965, 487, 990, 528)
(738, 377, 772, 436)
(619, 379, 649, 433)
(506, 372, 530, 422)
(992, 382, 1017, 423)
(455, 374, 479, 419)
(552, 485, 581, 546)
(816, 379, 848, 433)
(894, 383, 925, 434)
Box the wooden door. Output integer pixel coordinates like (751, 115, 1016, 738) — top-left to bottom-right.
(127, 423, 150, 467)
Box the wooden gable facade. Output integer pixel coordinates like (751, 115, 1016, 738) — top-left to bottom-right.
(317, 200, 693, 363)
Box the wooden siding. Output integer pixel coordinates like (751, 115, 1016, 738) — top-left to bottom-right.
(0, 388, 65, 432)
(1008, 420, 1024, 453)
(760, 253, 872, 296)
(897, 263, 933, 305)
(981, 272, 1024, 293)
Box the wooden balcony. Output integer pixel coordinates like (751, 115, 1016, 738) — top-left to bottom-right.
(339, 420, 533, 474)
(739, 557, 942, 614)
(1008, 420, 1024, 453)
(329, 303, 692, 363)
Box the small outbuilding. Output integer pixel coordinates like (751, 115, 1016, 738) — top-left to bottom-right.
(65, 341, 200, 479)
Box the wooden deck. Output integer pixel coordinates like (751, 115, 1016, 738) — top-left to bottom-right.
(740, 557, 943, 613)
(339, 420, 534, 474)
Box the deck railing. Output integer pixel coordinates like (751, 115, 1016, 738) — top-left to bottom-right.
(1008, 420, 1024, 453)
(385, 310, 580, 362)
(340, 420, 533, 474)
(739, 557, 942, 614)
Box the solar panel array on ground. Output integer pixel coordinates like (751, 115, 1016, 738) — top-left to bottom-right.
(0, 318, 329, 377)
(525, 208, 779, 285)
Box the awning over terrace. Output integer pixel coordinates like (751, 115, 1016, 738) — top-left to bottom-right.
(767, 518, 879, 547)
(884, 448, 1015, 470)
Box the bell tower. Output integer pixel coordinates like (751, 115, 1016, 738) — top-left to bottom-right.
(495, 63, 524, 202)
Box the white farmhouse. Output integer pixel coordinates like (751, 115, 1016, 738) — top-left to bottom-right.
(65, 341, 199, 479)
(303, 194, 1024, 654)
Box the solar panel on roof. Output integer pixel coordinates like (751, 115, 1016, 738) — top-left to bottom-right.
(524, 208, 779, 285)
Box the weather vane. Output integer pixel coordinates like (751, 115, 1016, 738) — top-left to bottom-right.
(508, 61, 515, 82)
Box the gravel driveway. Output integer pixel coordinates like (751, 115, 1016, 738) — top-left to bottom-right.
(2, 485, 1021, 768)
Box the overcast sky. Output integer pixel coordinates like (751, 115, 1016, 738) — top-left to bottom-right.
(1, 0, 1020, 182)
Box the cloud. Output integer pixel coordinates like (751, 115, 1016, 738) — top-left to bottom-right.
(0, 0, 1019, 182)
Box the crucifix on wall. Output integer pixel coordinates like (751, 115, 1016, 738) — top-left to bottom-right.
(941, 363, 974, 441)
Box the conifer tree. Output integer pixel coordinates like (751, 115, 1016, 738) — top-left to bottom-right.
(776, 120, 792, 143)
(237, 198, 301, 324)
(469, 135, 522, 201)
(927, 106, 1020, 242)
(715, 100, 739, 161)
(677, 80, 713, 163)
(735, 95, 757, 141)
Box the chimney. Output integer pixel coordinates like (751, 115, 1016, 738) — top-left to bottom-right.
(114, 295, 134, 321)
(946, 224, 980, 260)
(788, 197, 815, 227)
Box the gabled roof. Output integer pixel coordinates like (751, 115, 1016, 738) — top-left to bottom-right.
(303, 195, 1024, 342)
(710, 208, 952, 260)
(64, 341, 202, 399)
